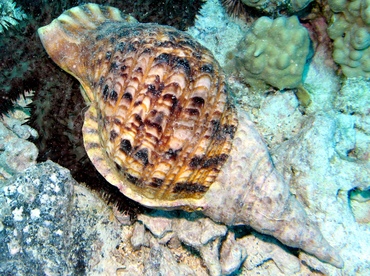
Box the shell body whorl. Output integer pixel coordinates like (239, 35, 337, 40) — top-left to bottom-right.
(38, 4, 238, 204)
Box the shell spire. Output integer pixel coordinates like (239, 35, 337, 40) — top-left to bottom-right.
(38, 4, 138, 101)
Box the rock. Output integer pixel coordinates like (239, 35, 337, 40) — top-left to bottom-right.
(174, 217, 227, 276)
(1, 114, 38, 140)
(176, 217, 227, 248)
(186, 0, 244, 68)
(334, 113, 357, 161)
(112, 205, 132, 226)
(334, 77, 370, 162)
(143, 242, 195, 276)
(240, 232, 301, 274)
(348, 189, 370, 224)
(199, 237, 222, 276)
(0, 121, 38, 179)
(71, 180, 124, 275)
(166, 235, 182, 249)
(220, 232, 247, 275)
(137, 211, 228, 276)
(0, 161, 124, 275)
(272, 113, 370, 274)
(0, 161, 74, 275)
(138, 211, 173, 239)
(299, 251, 330, 275)
(334, 77, 370, 118)
(131, 222, 150, 250)
(257, 91, 303, 146)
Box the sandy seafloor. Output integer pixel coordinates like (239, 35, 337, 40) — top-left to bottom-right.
(0, 0, 369, 275)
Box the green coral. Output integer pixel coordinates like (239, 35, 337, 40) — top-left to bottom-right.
(233, 16, 312, 90)
(327, 0, 370, 77)
(0, 0, 27, 33)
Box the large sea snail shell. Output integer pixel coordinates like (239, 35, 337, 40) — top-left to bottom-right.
(38, 4, 343, 268)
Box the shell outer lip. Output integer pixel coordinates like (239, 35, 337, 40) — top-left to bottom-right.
(119, 182, 208, 212)
(82, 104, 209, 212)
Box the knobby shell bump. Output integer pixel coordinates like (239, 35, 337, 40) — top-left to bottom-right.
(37, 3, 343, 268)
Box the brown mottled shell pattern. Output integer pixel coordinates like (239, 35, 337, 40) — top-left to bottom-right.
(39, 4, 238, 202)
(94, 24, 238, 200)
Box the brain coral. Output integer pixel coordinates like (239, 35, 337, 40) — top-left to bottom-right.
(233, 16, 312, 90)
(327, 0, 370, 77)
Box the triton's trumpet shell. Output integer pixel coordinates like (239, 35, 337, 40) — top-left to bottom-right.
(38, 3, 343, 268)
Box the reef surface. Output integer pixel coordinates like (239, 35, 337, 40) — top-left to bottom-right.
(0, 0, 369, 275)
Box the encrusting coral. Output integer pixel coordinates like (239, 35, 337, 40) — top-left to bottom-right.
(327, 0, 370, 77)
(230, 15, 312, 90)
(38, 3, 343, 268)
